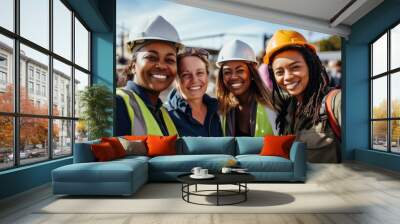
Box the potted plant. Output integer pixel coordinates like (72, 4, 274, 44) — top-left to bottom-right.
(79, 84, 113, 140)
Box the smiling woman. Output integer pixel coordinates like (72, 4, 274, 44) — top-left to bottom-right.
(166, 47, 223, 137)
(265, 30, 342, 163)
(115, 15, 180, 136)
(216, 39, 277, 137)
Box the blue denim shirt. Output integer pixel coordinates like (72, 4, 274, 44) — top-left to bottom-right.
(115, 81, 168, 136)
(166, 89, 223, 137)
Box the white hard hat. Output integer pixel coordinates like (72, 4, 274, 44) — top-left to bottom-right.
(216, 39, 258, 67)
(128, 15, 182, 53)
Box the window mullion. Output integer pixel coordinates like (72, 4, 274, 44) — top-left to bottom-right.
(13, 0, 20, 167)
(49, 0, 54, 160)
(71, 10, 76, 154)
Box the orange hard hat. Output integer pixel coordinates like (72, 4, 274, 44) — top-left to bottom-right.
(263, 30, 316, 65)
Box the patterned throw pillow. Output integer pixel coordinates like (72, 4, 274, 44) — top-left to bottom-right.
(118, 137, 147, 156)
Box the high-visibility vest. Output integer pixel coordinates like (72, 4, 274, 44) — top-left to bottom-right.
(222, 102, 276, 136)
(116, 88, 178, 136)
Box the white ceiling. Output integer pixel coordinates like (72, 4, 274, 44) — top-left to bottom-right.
(171, 0, 384, 38)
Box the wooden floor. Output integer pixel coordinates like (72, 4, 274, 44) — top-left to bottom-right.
(1, 162, 400, 224)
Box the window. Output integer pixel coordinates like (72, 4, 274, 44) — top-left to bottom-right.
(35, 70, 41, 81)
(28, 67, 34, 80)
(28, 81, 34, 94)
(41, 73, 46, 83)
(371, 23, 400, 154)
(0, 0, 91, 170)
(0, 0, 14, 32)
(36, 83, 40, 95)
(0, 54, 7, 87)
(42, 85, 46, 97)
(0, 71, 6, 85)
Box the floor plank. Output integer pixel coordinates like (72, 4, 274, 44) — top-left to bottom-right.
(1, 162, 400, 224)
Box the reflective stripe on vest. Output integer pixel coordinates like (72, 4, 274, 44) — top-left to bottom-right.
(221, 103, 276, 137)
(255, 103, 275, 136)
(116, 88, 178, 136)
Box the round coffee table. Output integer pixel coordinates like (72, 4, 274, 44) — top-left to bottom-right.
(177, 173, 255, 206)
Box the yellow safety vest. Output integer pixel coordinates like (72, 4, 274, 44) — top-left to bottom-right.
(222, 103, 275, 137)
(116, 88, 178, 136)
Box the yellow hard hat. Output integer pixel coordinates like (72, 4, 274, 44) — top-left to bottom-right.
(263, 30, 316, 65)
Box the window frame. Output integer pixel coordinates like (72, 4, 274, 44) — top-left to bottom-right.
(0, 0, 92, 171)
(370, 20, 400, 154)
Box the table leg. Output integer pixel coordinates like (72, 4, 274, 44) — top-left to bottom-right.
(195, 184, 197, 192)
(217, 184, 219, 206)
(245, 183, 247, 201)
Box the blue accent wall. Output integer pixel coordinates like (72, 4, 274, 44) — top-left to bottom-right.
(0, 158, 72, 199)
(0, 0, 116, 200)
(344, 0, 400, 171)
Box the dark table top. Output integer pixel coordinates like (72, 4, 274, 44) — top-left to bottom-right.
(177, 172, 255, 185)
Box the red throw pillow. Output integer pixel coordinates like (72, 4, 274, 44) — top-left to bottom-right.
(146, 135, 177, 157)
(101, 137, 126, 158)
(124, 135, 147, 141)
(260, 135, 296, 159)
(91, 142, 117, 161)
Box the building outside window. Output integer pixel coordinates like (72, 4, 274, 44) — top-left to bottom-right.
(0, 0, 91, 170)
(371, 23, 400, 154)
(0, 54, 7, 90)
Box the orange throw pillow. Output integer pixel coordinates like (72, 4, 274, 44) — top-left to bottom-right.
(91, 142, 117, 161)
(101, 137, 126, 158)
(124, 135, 148, 141)
(260, 135, 296, 159)
(146, 135, 177, 157)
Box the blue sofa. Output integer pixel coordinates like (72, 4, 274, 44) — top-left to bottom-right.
(52, 137, 306, 196)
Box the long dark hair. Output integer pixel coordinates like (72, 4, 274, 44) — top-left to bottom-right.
(268, 45, 330, 134)
(216, 62, 275, 114)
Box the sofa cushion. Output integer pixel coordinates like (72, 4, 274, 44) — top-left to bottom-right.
(118, 137, 147, 156)
(147, 135, 177, 157)
(101, 137, 127, 158)
(260, 135, 296, 159)
(73, 140, 100, 163)
(91, 142, 118, 161)
(148, 154, 235, 172)
(177, 137, 235, 155)
(236, 155, 293, 172)
(236, 137, 263, 155)
(52, 159, 146, 183)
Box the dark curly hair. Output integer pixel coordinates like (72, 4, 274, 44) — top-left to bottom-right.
(268, 45, 330, 134)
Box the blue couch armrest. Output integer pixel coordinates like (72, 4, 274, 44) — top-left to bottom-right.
(289, 141, 307, 181)
(73, 140, 100, 163)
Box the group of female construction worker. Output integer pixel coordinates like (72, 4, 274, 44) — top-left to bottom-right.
(116, 16, 341, 163)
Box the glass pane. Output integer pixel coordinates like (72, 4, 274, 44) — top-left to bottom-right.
(0, 116, 14, 170)
(392, 72, 400, 118)
(75, 120, 88, 143)
(0, 0, 14, 31)
(372, 121, 388, 151)
(372, 76, 387, 119)
(74, 69, 89, 118)
(20, 0, 49, 49)
(0, 34, 14, 112)
(53, 0, 72, 60)
(20, 117, 49, 165)
(391, 24, 400, 70)
(391, 120, 400, 153)
(53, 119, 72, 157)
(20, 44, 49, 115)
(372, 33, 387, 76)
(53, 59, 72, 117)
(75, 18, 89, 70)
